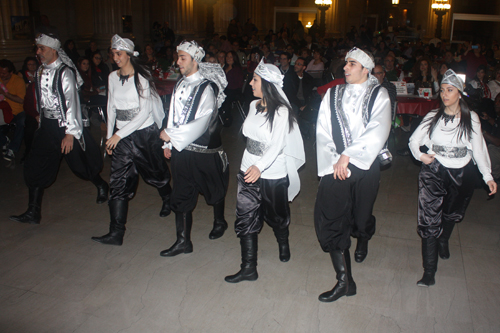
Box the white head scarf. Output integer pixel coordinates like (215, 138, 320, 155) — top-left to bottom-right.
(254, 59, 291, 104)
(441, 69, 467, 96)
(255, 59, 284, 88)
(198, 62, 227, 107)
(177, 40, 205, 63)
(111, 34, 139, 57)
(254, 59, 305, 201)
(35, 34, 83, 87)
(344, 47, 378, 85)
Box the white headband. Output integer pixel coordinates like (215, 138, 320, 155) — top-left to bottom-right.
(345, 47, 375, 71)
(111, 34, 139, 57)
(35, 34, 61, 50)
(177, 40, 205, 63)
(441, 69, 467, 96)
(255, 59, 284, 88)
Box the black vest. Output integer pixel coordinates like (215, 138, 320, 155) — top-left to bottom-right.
(178, 79, 222, 149)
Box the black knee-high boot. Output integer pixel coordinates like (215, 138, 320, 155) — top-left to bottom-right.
(438, 220, 455, 259)
(91, 199, 128, 245)
(273, 227, 290, 262)
(160, 212, 193, 257)
(417, 237, 438, 287)
(10, 187, 44, 224)
(158, 184, 172, 217)
(209, 200, 228, 240)
(92, 175, 109, 204)
(225, 234, 258, 283)
(319, 249, 357, 302)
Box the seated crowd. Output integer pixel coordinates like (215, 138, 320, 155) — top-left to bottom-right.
(1, 21, 500, 182)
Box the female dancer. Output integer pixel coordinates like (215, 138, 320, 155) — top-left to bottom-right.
(225, 59, 305, 283)
(409, 69, 497, 287)
(92, 34, 172, 246)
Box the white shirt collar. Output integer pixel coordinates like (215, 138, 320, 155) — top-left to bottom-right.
(44, 57, 62, 70)
(184, 71, 202, 84)
(346, 78, 370, 92)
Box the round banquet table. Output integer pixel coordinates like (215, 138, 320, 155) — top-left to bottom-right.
(396, 96, 440, 117)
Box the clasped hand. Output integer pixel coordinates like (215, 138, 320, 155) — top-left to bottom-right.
(106, 134, 121, 155)
(333, 154, 350, 180)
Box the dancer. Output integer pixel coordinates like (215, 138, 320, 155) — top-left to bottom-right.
(10, 34, 108, 225)
(314, 47, 391, 301)
(409, 69, 497, 287)
(159, 41, 229, 257)
(225, 59, 305, 283)
(91, 35, 172, 246)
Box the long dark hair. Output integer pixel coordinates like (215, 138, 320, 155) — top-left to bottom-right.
(260, 78, 296, 132)
(225, 50, 241, 68)
(128, 53, 159, 99)
(423, 93, 474, 141)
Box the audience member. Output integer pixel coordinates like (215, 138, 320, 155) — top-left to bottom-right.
(463, 43, 488, 81)
(384, 54, 400, 81)
(90, 51, 109, 97)
(373, 64, 397, 114)
(63, 39, 80, 65)
(305, 49, 325, 72)
(217, 51, 226, 68)
(220, 50, 244, 126)
(0, 59, 26, 161)
(262, 43, 275, 64)
(85, 41, 100, 59)
(20, 56, 38, 86)
(487, 66, 500, 100)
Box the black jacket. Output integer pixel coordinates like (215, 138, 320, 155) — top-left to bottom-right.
(283, 69, 314, 108)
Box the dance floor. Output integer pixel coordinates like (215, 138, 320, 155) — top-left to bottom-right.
(1, 118, 499, 332)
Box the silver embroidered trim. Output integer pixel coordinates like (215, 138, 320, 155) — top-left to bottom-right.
(43, 109, 62, 120)
(432, 145, 468, 158)
(173, 78, 203, 127)
(335, 85, 352, 148)
(116, 108, 140, 121)
(246, 138, 269, 156)
(184, 144, 223, 154)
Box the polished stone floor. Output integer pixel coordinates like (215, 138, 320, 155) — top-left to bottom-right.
(1, 120, 499, 333)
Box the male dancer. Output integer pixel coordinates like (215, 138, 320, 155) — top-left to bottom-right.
(314, 47, 391, 301)
(10, 34, 108, 224)
(159, 41, 229, 257)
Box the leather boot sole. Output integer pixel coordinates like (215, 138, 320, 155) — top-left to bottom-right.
(160, 242, 193, 257)
(224, 270, 258, 283)
(91, 234, 123, 246)
(9, 214, 41, 225)
(209, 221, 228, 240)
(318, 284, 356, 302)
(417, 272, 436, 287)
